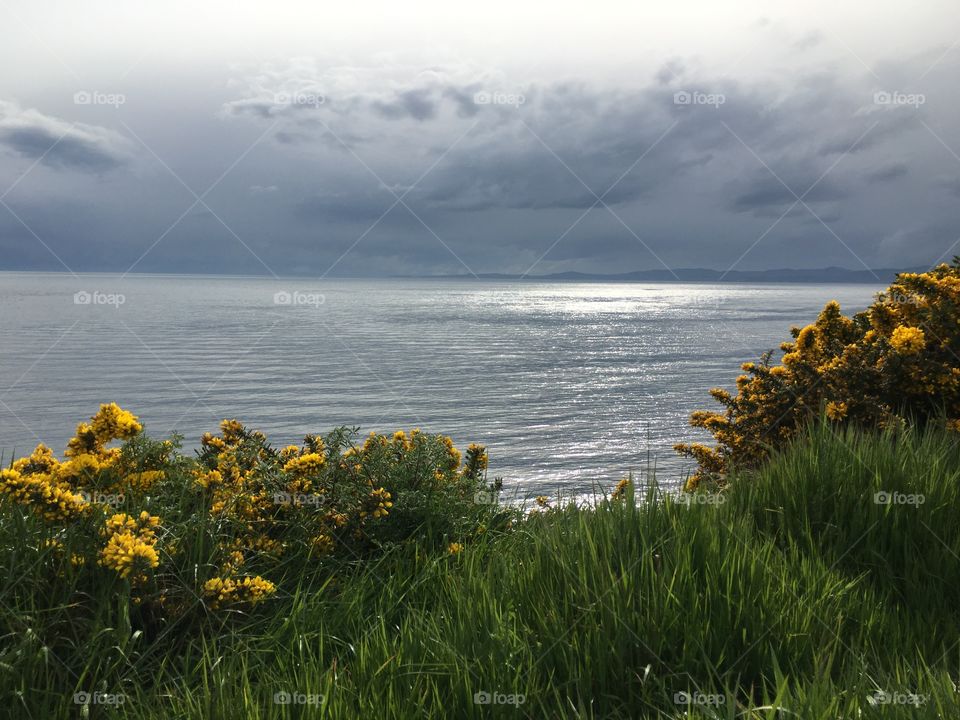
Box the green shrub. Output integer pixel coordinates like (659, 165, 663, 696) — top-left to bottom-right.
(676, 259, 960, 487)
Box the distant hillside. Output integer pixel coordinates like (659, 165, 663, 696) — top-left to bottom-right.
(420, 267, 926, 283)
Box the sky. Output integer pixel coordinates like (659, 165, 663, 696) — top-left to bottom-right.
(0, 0, 958, 277)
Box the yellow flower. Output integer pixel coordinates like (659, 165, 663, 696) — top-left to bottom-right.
(465, 443, 489, 474)
(194, 468, 223, 489)
(283, 452, 326, 475)
(825, 401, 848, 421)
(11, 444, 60, 476)
(279, 445, 301, 460)
(99, 531, 159, 581)
(103, 511, 161, 541)
(311, 534, 335, 554)
(890, 325, 925, 354)
(90, 403, 142, 444)
(611, 477, 631, 500)
(219, 419, 245, 441)
(203, 575, 275, 609)
(360, 487, 393, 520)
(0, 469, 89, 522)
(126, 470, 164, 492)
(447, 542, 463, 555)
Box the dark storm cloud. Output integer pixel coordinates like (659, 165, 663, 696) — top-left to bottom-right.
(371, 88, 438, 121)
(205, 53, 960, 276)
(866, 164, 908, 183)
(731, 175, 848, 212)
(0, 101, 130, 172)
(3, 45, 959, 277)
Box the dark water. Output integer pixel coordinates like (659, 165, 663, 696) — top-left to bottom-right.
(0, 273, 881, 497)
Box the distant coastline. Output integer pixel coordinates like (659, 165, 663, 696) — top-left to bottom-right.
(415, 266, 925, 284)
(0, 266, 925, 283)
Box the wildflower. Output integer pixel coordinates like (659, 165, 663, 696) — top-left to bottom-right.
(0, 469, 89, 522)
(126, 470, 164, 492)
(360, 487, 393, 520)
(103, 511, 160, 542)
(99, 531, 159, 582)
(65, 423, 99, 458)
(90, 403, 142, 444)
(55, 453, 104, 484)
(283, 452, 326, 475)
(825, 402, 848, 421)
(890, 325, 925, 354)
(535, 496, 550, 508)
(440, 436, 462, 469)
(201, 432, 226, 451)
(279, 445, 300, 461)
(463, 443, 489, 479)
(219, 419, 245, 442)
(447, 542, 463, 555)
(203, 575, 275, 609)
(311, 534, 335, 554)
(11, 444, 59, 476)
(194, 469, 223, 489)
(611, 477, 631, 500)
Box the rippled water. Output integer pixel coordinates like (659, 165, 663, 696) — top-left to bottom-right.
(0, 273, 881, 496)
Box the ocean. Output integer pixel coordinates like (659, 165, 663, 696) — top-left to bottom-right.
(0, 273, 882, 497)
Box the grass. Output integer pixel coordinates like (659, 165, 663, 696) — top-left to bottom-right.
(3, 421, 960, 718)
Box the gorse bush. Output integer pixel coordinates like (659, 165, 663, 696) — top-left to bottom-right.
(0, 404, 502, 629)
(676, 259, 960, 488)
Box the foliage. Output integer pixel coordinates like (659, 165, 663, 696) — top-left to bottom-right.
(3, 422, 960, 718)
(676, 259, 960, 488)
(0, 405, 505, 638)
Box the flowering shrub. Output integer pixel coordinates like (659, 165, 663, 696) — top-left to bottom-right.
(676, 260, 960, 488)
(0, 405, 503, 627)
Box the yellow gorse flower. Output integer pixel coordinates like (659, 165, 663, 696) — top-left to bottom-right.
(283, 452, 326, 475)
(203, 575, 276, 609)
(890, 325, 925, 354)
(611, 477, 631, 500)
(825, 402, 848, 421)
(0, 468, 89, 522)
(678, 261, 960, 487)
(99, 531, 159, 581)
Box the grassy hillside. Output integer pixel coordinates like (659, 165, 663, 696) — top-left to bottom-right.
(3, 421, 960, 718)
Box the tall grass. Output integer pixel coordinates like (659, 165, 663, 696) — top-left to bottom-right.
(3, 422, 960, 718)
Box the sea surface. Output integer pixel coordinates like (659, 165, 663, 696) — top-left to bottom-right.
(0, 273, 882, 497)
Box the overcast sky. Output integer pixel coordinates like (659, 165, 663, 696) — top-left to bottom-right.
(1, 0, 958, 277)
